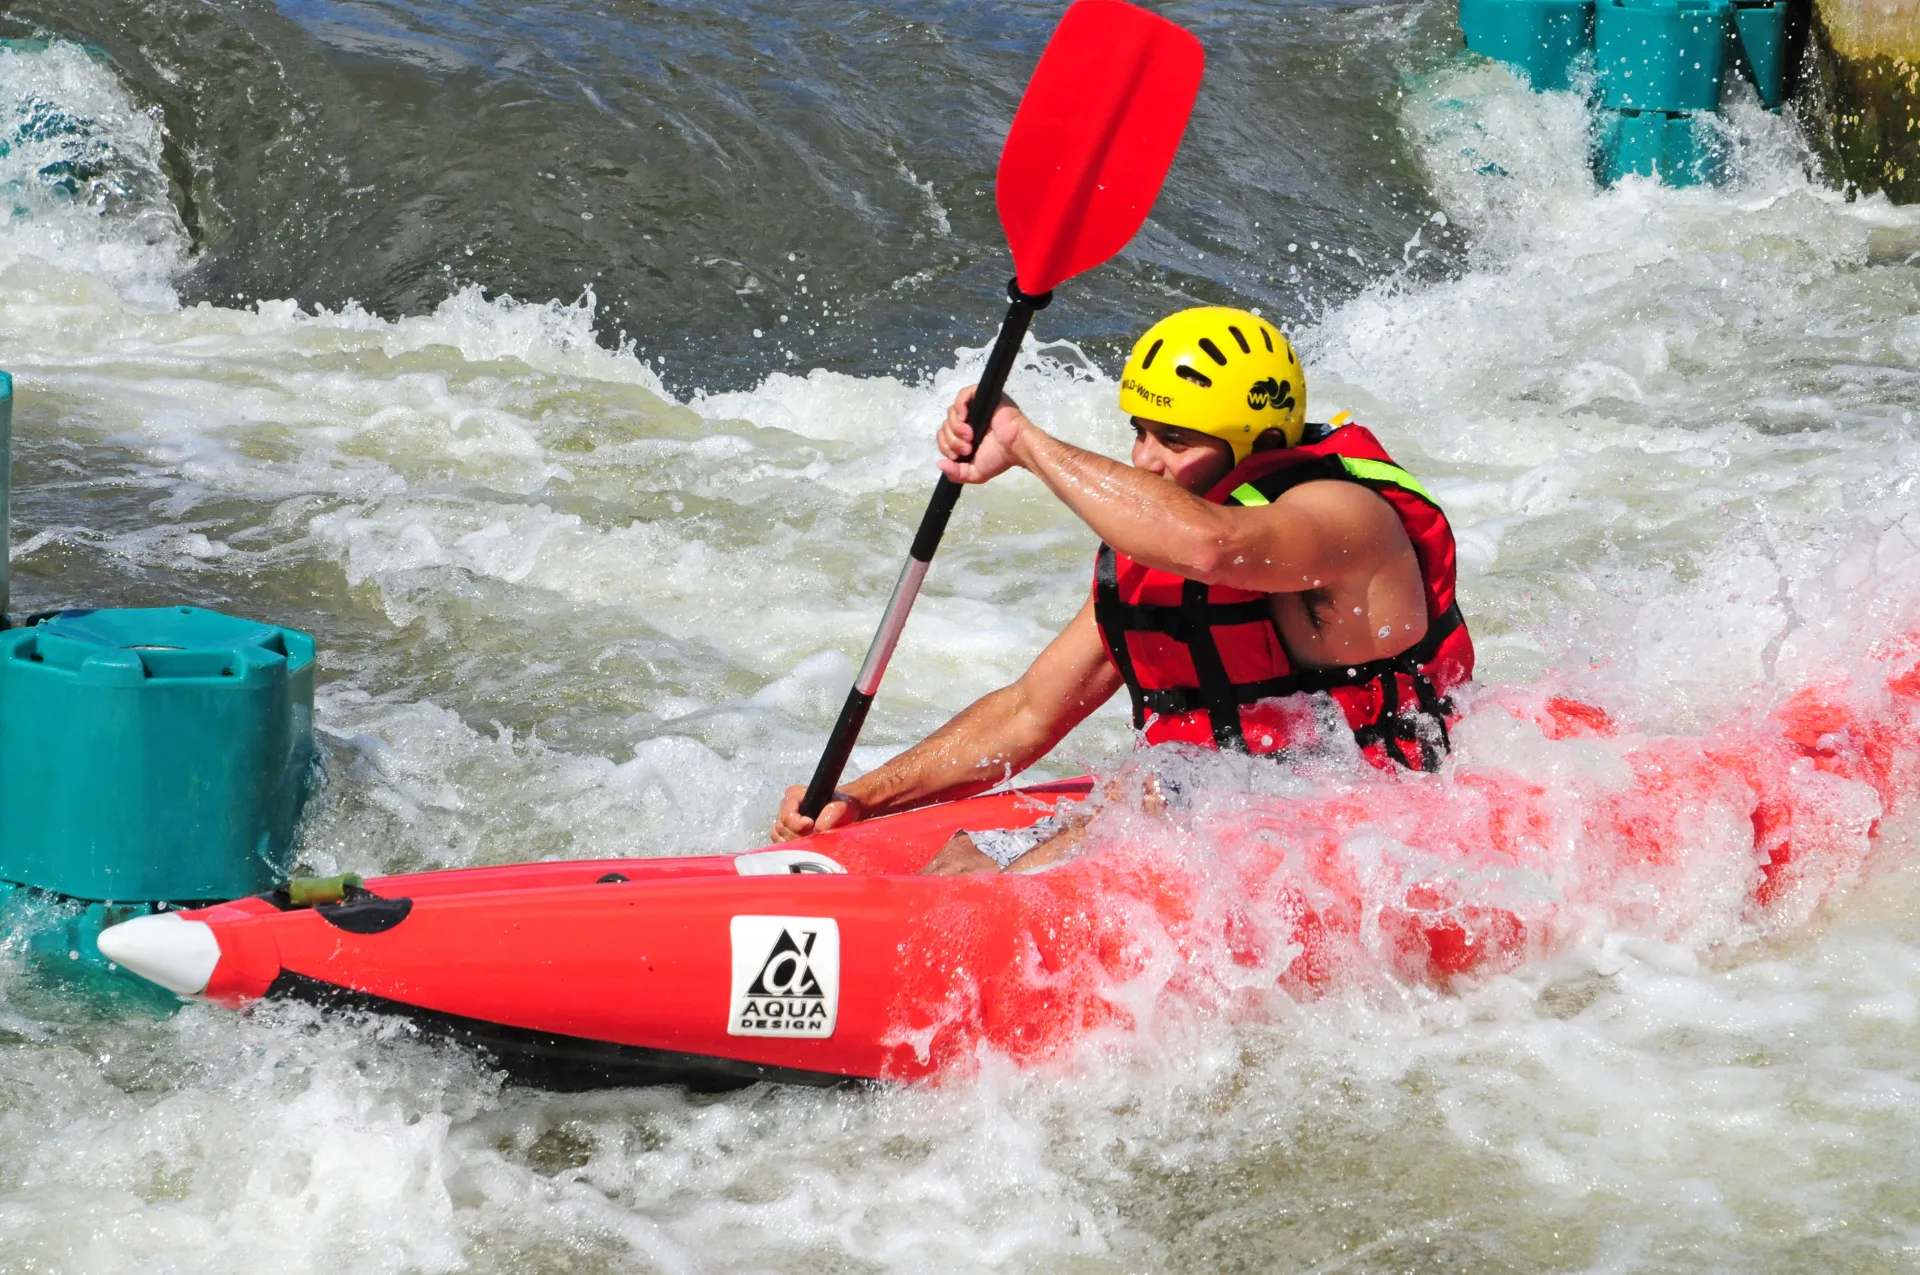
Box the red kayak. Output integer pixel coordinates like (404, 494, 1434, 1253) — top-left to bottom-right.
(91, 772, 1531, 1088)
(97, 634, 1920, 1089)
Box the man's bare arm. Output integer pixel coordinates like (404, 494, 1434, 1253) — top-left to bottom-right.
(1007, 429, 1406, 596)
(771, 597, 1123, 840)
(937, 390, 1405, 596)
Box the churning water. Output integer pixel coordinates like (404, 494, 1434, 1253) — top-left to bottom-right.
(1, 0, 1919, 1270)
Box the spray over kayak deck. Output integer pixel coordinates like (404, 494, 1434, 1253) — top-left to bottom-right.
(98, 648, 1920, 1091)
(93, 772, 1533, 1089)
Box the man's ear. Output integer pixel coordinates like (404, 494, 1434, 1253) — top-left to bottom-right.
(1249, 428, 1290, 453)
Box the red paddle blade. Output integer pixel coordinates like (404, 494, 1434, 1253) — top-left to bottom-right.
(997, 0, 1205, 296)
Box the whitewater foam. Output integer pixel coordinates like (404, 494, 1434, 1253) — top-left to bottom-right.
(0, 40, 186, 308)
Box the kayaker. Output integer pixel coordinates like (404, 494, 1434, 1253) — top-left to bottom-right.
(771, 306, 1473, 871)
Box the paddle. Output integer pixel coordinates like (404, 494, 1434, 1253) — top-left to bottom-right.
(797, 0, 1204, 823)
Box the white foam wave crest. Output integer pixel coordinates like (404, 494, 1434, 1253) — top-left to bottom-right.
(0, 39, 187, 308)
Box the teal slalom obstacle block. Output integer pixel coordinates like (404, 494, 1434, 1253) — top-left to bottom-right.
(1595, 0, 1733, 111)
(0, 880, 184, 1003)
(1730, 0, 1790, 108)
(0, 607, 316, 903)
(1595, 108, 1728, 184)
(1459, 0, 1597, 91)
(0, 373, 11, 624)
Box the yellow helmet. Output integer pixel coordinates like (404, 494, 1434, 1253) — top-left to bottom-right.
(1118, 306, 1305, 463)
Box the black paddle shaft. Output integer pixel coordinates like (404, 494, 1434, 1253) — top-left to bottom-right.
(797, 281, 1053, 821)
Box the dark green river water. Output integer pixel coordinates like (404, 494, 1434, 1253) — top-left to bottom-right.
(3, 0, 1469, 391)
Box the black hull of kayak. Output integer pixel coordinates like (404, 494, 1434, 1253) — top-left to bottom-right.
(266, 971, 861, 1092)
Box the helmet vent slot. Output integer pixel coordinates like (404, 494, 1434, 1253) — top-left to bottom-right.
(1175, 364, 1213, 388)
(1261, 328, 1274, 352)
(1197, 338, 1228, 365)
(1228, 326, 1251, 354)
(1140, 338, 1164, 370)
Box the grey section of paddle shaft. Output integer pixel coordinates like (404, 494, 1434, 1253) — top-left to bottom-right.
(796, 283, 1052, 821)
(856, 557, 931, 696)
(0, 371, 11, 625)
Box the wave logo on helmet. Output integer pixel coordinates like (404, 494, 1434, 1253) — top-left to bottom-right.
(1247, 377, 1296, 414)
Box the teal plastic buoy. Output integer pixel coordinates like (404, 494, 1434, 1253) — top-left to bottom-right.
(0, 607, 316, 904)
(1595, 108, 1728, 184)
(0, 372, 318, 993)
(0, 372, 11, 624)
(0, 880, 183, 1006)
(1595, 0, 1733, 112)
(1730, 0, 1790, 108)
(1459, 0, 1597, 91)
(1457, 0, 1802, 188)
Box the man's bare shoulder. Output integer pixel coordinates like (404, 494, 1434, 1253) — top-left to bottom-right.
(1267, 474, 1406, 532)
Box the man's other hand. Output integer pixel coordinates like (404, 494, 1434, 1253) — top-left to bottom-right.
(918, 832, 1002, 876)
(771, 785, 863, 842)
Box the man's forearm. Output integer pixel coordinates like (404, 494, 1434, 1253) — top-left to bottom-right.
(1011, 429, 1236, 578)
(841, 685, 1053, 817)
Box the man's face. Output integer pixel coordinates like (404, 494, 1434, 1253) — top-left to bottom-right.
(1130, 418, 1235, 493)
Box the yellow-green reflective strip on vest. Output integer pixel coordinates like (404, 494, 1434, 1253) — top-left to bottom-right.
(1338, 456, 1435, 504)
(1229, 483, 1270, 506)
(1229, 459, 1436, 507)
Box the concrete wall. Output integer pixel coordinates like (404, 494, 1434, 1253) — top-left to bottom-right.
(1807, 0, 1920, 202)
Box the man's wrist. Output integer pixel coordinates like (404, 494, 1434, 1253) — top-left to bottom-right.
(1007, 417, 1049, 471)
(834, 781, 883, 819)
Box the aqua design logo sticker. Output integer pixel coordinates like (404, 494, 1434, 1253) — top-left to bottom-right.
(728, 916, 840, 1038)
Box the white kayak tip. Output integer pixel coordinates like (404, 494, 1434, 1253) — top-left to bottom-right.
(97, 912, 221, 997)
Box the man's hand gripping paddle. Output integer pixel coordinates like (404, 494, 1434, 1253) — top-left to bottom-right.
(798, 0, 1204, 823)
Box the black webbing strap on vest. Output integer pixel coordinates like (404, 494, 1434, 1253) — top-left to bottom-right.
(1182, 576, 1250, 751)
(1094, 543, 1152, 731)
(1097, 540, 1465, 770)
(1092, 594, 1275, 633)
(1097, 541, 1291, 750)
(1343, 646, 1454, 773)
(1126, 602, 1463, 713)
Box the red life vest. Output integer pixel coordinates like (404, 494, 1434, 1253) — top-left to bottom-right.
(1092, 422, 1474, 771)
